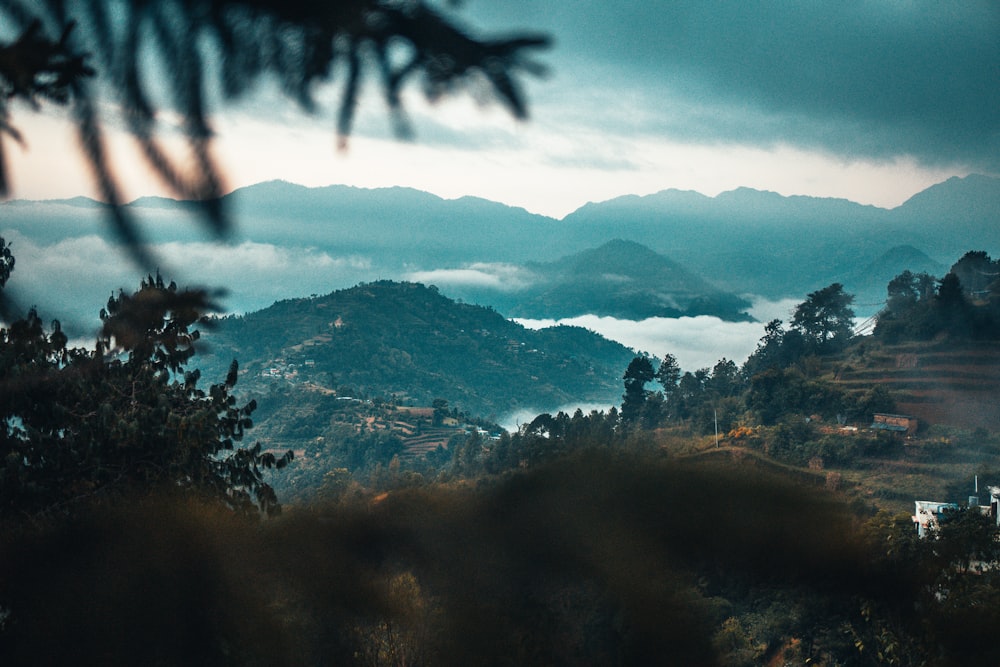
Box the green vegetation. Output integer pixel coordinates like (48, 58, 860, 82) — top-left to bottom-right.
(0, 264, 291, 522)
(874, 251, 1000, 342)
(198, 280, 636, 418)
(510, 239, 754, 321)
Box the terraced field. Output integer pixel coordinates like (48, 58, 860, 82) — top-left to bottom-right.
(830, 340, 1000, 431)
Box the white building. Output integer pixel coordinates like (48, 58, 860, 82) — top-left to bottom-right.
(912, 500, 960, 538)
(913, 487, 1000, 538)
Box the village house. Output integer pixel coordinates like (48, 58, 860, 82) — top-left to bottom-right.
(912, 500, 961, 538)
(871, 413, 919, 436)
(913, 485, 1000, 537)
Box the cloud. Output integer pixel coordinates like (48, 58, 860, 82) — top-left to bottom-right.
(747, 297, 800, 324)
(404, 263, 537, 292)
(499, 402, 617, 433)
(0, 232, 374, 332)
(465, 2, 1000, 171)
(0, 231, 135, 332)
(152, 240, 372, 310)
(516, 312, 771, 373)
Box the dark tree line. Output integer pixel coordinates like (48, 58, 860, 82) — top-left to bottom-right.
(874, 251, 1000, 342)
(400, 256, 1000, 479)
(611, 282, 858, 434)
(0, 244, 290, 523)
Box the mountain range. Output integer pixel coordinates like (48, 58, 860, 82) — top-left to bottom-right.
(1, 174, 997, 327)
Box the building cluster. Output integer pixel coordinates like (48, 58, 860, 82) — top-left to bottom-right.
(913, 485, 1000, 538)
(259, 359, 316, 381)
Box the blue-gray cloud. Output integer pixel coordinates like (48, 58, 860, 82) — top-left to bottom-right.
(461, 1, 1000, 170)
(404, 263, 538, 291)
(0, 231, 375, 334)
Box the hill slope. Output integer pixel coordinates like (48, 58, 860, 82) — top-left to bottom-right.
(829, 339, 1000, 431)
(834, 245, 947, 310)
(508, 239, 753, 320)
(2, 174, 998, 328)
(429, 239, 753, 321)
(198, 281, 637, 419)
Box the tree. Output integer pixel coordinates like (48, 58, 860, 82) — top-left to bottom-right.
(621, 355, 655, 427)
(706, 358, 741, 398)
(0, 1, 550, 269)
(742, 318, 809, 376)
(935, 272, 973, 337)
(790, 283, 855, 354)
(0, 238, 12, 289)
(432, 398, 449, 427)
(875, 269, 941, 342)
(886, 270, 919, 314)
(950, 251, 998, 299)
(655, 353, 681, 393)
(674, 369, 709, 421)
(0, 259, 290, 521)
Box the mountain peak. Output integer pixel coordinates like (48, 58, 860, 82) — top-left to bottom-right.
(559, 239, 676, 276)
(898, 173, 1000, 210)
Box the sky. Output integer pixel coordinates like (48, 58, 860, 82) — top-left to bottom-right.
(7, 1, 998, 218)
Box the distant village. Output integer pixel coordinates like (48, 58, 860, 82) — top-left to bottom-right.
(254, 355, 503, 462)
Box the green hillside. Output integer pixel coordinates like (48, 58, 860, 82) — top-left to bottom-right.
(198, 280, 636, 419)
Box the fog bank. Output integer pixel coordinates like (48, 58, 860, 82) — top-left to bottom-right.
(515, 297, 799, 374)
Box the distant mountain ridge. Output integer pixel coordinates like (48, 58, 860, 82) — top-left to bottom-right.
(835, 245, 947, 309)
(2, 174, 997, 325)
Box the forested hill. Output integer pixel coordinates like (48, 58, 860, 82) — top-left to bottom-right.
(198, 281, 636, 419)
(513, 239, 753, 320)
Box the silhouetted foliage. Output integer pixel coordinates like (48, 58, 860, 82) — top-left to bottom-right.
(620, 354, 654, 428)
(743, 318, 809, 377)
(950, 250, 999, 299)
(874, 252, 1000, 342)
(0, 18, 93, 196)
(0, 252, 290, 522)
(0, 0, 549, 268)
(790, 282, 855, 354)
(4, 449, 998, 665)
(875, 269, 939, 342)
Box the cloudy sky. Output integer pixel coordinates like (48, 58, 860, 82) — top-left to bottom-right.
(9, 1, 998, 218)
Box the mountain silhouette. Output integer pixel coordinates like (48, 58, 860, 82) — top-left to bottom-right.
(1, 174, 997, 326)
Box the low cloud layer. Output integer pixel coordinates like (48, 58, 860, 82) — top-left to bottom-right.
(404, 263, 536, 292)
(0, 232, 374, 333)
(3, 224, 803, 374)
(516, 312, 772, 374)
